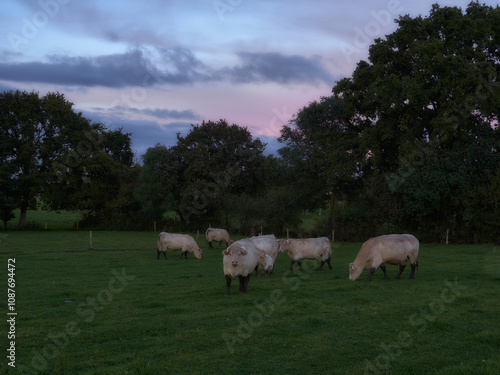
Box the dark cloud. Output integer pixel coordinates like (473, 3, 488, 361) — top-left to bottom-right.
(0, 47, 333, 88)
(228, 52, 334, 85)
(0, 48, 207, 88)
(139, 108, 200, 120)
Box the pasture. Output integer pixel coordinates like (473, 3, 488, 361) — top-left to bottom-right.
(0, 231, 499, 375)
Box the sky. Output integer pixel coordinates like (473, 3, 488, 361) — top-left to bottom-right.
(1, 0, 499, 159)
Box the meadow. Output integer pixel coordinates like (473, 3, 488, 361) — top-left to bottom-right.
(0, 230, 499, 375)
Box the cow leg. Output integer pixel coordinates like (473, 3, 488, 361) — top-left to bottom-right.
(380, 265, 389, 280)
(409, 262, 417, 279)
(366, 267, 377, 281)
(242, 274, 251, 293)
(297, 260, 302, 271)
(208, 241, 213, 249)
(395, 264, 406, 279)
(255, 265, 260, 277)
(290, 260, 296, 272)
(238, 275, 246, 293)
(327, 257, 333, 270)
(317, 259, 326, 271)
(225, 275, 232, 295)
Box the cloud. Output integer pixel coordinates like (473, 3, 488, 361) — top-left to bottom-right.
(0, 47, 334, 89)
(228, 52, 334, 85)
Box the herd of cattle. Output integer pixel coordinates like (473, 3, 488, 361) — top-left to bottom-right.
(157, 229, 420, 295)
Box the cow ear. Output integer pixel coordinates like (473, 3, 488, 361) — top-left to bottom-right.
(240, 249, 247, 256)
(222, 249, 229, 255)
(349, 263, 355, 271)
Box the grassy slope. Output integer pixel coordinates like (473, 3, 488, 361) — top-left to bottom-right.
(0, 231, 499, 375)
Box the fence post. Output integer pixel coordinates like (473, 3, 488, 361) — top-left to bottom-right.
(90, 231, 93, 249)
(446, 229, 449, 245)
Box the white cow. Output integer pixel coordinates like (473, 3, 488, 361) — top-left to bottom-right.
(278, 237, 332, 272)
(157, 232, 202, 260)
(222, 239, 259, 295)
(349, 234, 419, 281)
(206, 228, 232, 249)
(249, 234, 278, 276)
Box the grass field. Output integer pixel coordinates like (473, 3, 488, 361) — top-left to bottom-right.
(0, 231, 499, 375)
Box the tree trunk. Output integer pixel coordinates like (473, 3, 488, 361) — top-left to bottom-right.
(18, 204, 27, 228)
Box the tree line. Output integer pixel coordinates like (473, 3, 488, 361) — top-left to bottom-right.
(1, 2, 499, 242)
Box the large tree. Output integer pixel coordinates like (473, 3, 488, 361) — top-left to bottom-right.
(0, 90, 94, 227)
(332, 2, 500, 241)
(156, 119, 267, 228)
(0, 90, 135, 228)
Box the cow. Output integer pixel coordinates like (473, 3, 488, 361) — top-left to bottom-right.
(157, 232, 202, 260)
(278, 237, 332, 271)
(222, 239, 259, 295)
(206, 228, 232, 249)
(349, 234, 419, 281)
(249, 234, 278, 276)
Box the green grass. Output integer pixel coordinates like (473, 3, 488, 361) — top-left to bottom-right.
(6, 208, 85, 230)
(0, 231, 499, 374)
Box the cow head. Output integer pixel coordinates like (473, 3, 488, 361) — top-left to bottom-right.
(257, 249, 266, 264)
(194, 247, 202, 259)
(277, 239, 289, 253)
(349, 262, 362, 281)
(222, 244, 247, 267)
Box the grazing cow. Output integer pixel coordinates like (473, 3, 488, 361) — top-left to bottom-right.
(349, 234, 419, 281)
(157, 232, 202, 260)
(206, 228, 232, 249)
(249, 234, 278, 276)
(278, 237, 332, 271)
(222, 239, 259, 295)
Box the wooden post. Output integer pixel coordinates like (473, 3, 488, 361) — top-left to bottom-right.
(154, 221, 157, 232)
(287, 228, 289, 239)
(90, 231, 93, 249)
(260, 225, 263, 236)
(332, 229, 335, 242)
(45, 222, 47, 230)
(196, 230, 200, 244)
(319, 208, 322, 216)
(446, 229, 449, 245)
(76, 222, 79, 230)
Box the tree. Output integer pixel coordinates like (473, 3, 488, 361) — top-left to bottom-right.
(157, 119, 266, 228)
(0, 90, 93, 227)
(332, 2, 500, 241)
(134, 144, 172, 224)
(279, 96, 365, 233)
(0, 90, 135, 228)
(45, 127, 135, 223)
